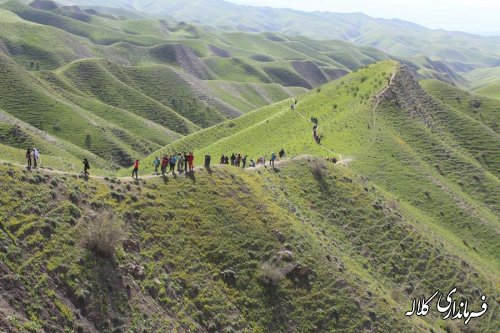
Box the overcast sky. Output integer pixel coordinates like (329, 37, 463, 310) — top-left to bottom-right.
(228, 0, 500, 33)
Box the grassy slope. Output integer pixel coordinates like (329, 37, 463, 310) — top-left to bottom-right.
(139, 61, 396, 170)
(0, 2, 402, 171)
(0, 158, 497, 332)
(465, 66, 500, 99)
(0, 53, 183, 168)
(138, 62, 499, 296)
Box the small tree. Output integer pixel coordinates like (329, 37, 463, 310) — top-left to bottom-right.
(81, 215, 124, 259)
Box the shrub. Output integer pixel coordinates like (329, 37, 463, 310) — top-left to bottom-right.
(311, 159, 327, 179)
(81, 215, 124, 259)
(259, 263, 285, 286)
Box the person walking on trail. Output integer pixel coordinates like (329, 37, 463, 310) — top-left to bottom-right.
(169, 154, 177, 174)
(188, 152, 194, 172)
(205, 153, 211, 167)
(161, 156, 169, 176)
(26, 148, 32, 168)
(153, 157, 161, 175)
(236, 154, 242, 167)
(132, 160, 140, 179)
(177, 153, 184, 173)
(220, 154, 225, 164)
(242, 155, 247, 168)
(230, 153, 236, 166)
(270, 152, 277, 167)
(224, 155, 229, 164)
(83, 158, 90, 178)
(279, 148, 285, 159)
(32, 148, 39, 168)
(250, 159, 256, 167)
(183, 152, 188, 172)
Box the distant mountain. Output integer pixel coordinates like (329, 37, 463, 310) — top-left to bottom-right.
(56, 0, 500, 73)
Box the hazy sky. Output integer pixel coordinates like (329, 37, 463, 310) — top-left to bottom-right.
(228, 0, 500, 33)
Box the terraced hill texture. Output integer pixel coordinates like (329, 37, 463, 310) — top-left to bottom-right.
(0, 0, 396, 171)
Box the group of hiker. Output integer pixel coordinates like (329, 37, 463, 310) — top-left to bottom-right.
(25, 148, 40, 169)
(311, 117, 321, 144)
(220, 148, 285, 168)
(151, 152, 196, 178)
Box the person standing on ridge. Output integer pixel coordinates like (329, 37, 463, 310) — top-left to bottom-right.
(32, 148, 39, 168)
(161, 156, 169, 176)
(188, 152, 195, 172)
(270, 152, 276, 167)
(177, 153, 184, 173)
(132, 160, 140, 179)
(242, 155, 247, 168)
(26, 148, 32, 169)
(205, 153, 211, 168)
(184, 152, 188, 172)
(169, 154, 177, 174)
(83, 158, 90, 178)
(279, 148, 285, 159)
(153, 157, 161, 175)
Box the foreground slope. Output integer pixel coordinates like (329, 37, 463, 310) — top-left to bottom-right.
(0, 157, 497, 332)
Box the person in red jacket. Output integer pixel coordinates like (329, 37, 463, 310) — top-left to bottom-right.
(161, 156, 169, 176)
(188, 152, 195, 172)
(132, 160, 140, 179)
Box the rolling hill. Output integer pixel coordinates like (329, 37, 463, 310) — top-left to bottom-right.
(0, 0, 398, 171)
(0, 1, 498, 333)
(56, 0, 500, 75)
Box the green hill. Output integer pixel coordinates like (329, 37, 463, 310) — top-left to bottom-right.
(1, 155, 497, 332)
(57, 0, 500, 78)
(0, 3, 498, 332)
(0, 0, 398, 171)
(139, 61, 499, 287)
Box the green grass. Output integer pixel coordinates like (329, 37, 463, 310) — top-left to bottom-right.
(137, 61, 499, 284)
(1, 156, 497, 331)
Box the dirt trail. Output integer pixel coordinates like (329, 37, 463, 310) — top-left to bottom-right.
(1, 154, 350, 182)
(291, 101, 344, 160)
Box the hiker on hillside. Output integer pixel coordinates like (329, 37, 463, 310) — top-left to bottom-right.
(188, 152, 194, 172)
(242, 155, 247, 168)
(132, 160, 140, 179)
(224, 155, 229, 164)
(250, 159, 256, 167)
(177, 153, 184, 173)
(279, 148, 285, 159)
(236, 154, 242, 167)
(83, 158, 90, 178)
(153, 157, 161, 175)
(26, 148, 32, 168)
(169, 154, 177, 174)
(161, 156, 169, 176)
(183, 152, 188, 172)
(32, 148, 39, 168)
(205, 153, 211, 167)
(270, 152, 277, 167)
(220, 154, 225, 164)
(230, 153, 236, 166)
